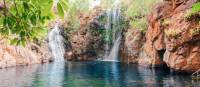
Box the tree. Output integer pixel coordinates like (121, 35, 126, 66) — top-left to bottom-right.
(0, 0, 68, 46)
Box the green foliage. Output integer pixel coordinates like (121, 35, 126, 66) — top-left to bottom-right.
(101, 0, 117, 9)
(0, 0, 68, 46)
(130, 17, 147, 32)
(185, 2, 200, 35)
(64, 0, 91, 33)
(95, 11, 128, 45)
(57, 2, 65, 18)
(57, 0, 68, 18)
(186, 2, 200, 17)
(122, 0, 162, 32)
(100, 29, 113, 45)
(65, 19, 80, 34)
(67, 0, 90, 20)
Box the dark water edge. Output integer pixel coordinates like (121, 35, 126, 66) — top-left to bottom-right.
(0, 61, 199, 87)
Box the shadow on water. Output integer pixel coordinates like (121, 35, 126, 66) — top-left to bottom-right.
(0, 61, 199, 87)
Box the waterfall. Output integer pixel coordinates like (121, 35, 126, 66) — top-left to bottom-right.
(105, 36, 121, 61)
(48, 25, 65, 62)
(103, 0, 121, 62)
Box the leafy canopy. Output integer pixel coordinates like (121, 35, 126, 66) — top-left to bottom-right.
(0, 0, 68, 46)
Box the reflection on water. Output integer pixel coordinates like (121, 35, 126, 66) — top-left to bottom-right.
(0, 61, 199, 87)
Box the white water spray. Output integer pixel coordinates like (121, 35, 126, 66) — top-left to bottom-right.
(105, 36, 121, 62)
(48, 25, 65, 62)
(103, 0, 121, 62)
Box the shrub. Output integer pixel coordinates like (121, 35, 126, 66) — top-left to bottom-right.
(64, 0, 91, 33)
(186, 2, 200, 18)
(130, 17, 147, 32)
(122, 0, 162, 33)
(164, 29, 180, 37)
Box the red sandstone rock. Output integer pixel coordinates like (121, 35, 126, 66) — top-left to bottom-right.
(137, 0, 200, 72)
(138, 2, 171, 67)
(65, 7, 104, 61)
(0, 39, 51, 68)
(120, 29, 145, 63)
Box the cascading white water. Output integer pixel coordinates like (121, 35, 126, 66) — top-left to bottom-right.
(103, 0, 121, 62)
(48, 25, 65, 62)
(106, 36, 121, 61)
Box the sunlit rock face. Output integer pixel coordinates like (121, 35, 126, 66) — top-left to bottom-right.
(0, 39, 51, 68)
(162, 0, 200, 73)
(137, 0, 200, 73)
(64, 8, 105, 61)
(120, 29, 145, 63)
(138, 2, 169, 67)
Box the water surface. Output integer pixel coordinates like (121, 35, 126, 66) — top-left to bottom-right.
(0, 61, 199, 87)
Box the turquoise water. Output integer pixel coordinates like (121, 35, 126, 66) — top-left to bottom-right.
(0, 61, 199, 87)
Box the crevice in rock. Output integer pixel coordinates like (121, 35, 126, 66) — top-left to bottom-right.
(158, 49, 166, 60)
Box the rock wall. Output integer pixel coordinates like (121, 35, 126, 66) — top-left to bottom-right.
(122, 0, 200, 73)
(64, 7, 105, 61)
(162, 0, 200, 73)
(0, 39, 51, 68)
(120, 29, 145, 63)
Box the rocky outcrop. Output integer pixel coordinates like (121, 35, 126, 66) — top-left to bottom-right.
(138, 1, 171, 67)
(137, 0, 200, 72)
(64, 7, 105, 61)
(121, 0, 200, 73)
(120, 29, 145, 63)
(162, 0, 200, 73)
(0, 39, 51, 68)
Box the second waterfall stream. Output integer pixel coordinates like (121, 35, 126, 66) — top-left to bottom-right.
(48, 25, 65, 62)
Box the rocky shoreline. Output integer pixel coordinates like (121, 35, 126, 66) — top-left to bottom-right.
(0, 39, 52, 68)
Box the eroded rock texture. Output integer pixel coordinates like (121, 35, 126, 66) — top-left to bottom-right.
(139, 0, 200, 72)
(64, 7, 105, 61)
(121, 0, 200, 73)
(120, 29, 145, 63)
(0, 39, 51, 68)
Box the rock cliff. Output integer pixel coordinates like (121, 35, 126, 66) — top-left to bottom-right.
(122, 0, 200, 73)
(64, 7, 105, 61)
(0, 39, 51, 68)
